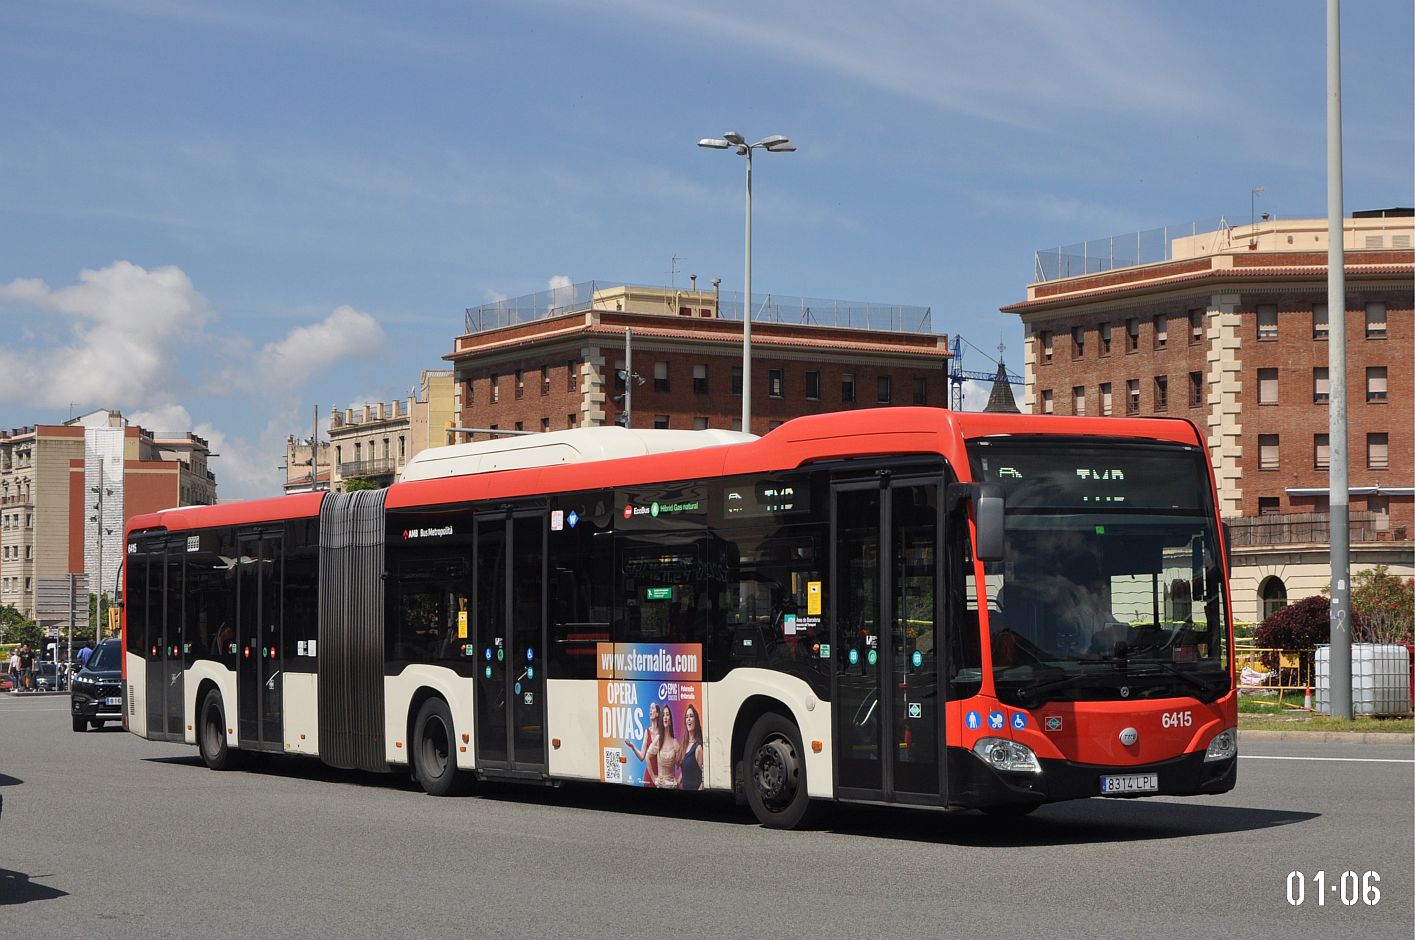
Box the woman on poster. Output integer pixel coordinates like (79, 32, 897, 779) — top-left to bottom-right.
(654, 704, 682, 789)
(678, 704, 704, 791)
(624, 701, 661, 786)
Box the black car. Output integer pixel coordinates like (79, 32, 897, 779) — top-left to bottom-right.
(70, 639, 124, 732)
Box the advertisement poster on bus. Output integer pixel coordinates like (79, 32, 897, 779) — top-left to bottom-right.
(597, 642, 707, 791)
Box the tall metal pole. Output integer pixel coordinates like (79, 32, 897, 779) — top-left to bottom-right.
(311, 403, 318, 486)
(94, 460, 104, 643)
(1326, 0, 1352, 720)
(625, 327, 633, 428)
(742, 147, 754, 434)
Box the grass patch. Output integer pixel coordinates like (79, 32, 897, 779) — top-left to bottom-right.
(1237, 691, 1308, 713)
(1239, 713, 1414, 734)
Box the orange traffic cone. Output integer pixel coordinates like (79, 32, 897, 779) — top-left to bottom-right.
(1303, 686, 1312, 710)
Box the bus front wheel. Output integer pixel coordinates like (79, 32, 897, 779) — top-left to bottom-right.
(412, 697, 469, 797)
(743, 712, 817, 829)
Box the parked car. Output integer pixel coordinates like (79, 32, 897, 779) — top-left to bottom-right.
(70, 638, 124, 732)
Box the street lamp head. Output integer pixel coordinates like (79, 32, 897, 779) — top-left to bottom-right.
(764, 142, 796, 153)
(756, 135, 789, 148)
(698, 138, 731, 150)
(722, 131, 746, 146)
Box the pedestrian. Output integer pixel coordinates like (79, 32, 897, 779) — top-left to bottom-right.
(17, 642, 34, 692)
(76, 642, 93, 668)
(6, 648, 18, 692)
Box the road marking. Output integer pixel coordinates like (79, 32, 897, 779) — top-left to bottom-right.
(1241, 754, 1413, 765)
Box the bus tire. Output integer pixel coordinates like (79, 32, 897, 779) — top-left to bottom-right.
(72, 717, 87, 733)
(743, 712, 817, 829)
(412, 697, 468, 797)
(198, 690, 246, 771)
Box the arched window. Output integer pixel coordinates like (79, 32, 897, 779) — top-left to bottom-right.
(1259, 576, 1288, 621)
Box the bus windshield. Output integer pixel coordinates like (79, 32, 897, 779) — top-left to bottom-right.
(969, 439, 1231, 707)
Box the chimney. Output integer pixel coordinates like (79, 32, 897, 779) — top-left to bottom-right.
(690, 274, 697, 292)
(345, 407, 354, 425)
(362, 404, 372, 423)
(376, 402, 386, 420)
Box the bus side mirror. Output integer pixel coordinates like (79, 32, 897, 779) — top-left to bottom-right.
(974, 483, 1005, 563)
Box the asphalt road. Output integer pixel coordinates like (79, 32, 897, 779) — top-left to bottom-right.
(2, 693, 1411, 939)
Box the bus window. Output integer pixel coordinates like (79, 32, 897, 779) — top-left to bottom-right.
(547, 495, 613, 680)
(616, 534, 708, 647)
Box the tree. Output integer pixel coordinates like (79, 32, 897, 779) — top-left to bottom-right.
(342, 477, 380, 492)
(1350, 565, 1415, 645)
(1, 603, 44, 648)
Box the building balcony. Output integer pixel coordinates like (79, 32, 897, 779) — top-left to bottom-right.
(1226, 511, 1407, 548)
(339, 457, 398, 480)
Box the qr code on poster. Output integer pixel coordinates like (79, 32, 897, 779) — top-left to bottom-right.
(603, 747, 624, 783)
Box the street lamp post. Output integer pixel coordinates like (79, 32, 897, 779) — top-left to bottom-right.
(698, 131, 795, 433)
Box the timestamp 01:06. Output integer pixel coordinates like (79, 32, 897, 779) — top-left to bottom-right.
(1286, 871, 1381, 906)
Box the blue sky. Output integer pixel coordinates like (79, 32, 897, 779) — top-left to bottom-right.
(2, 0, 1410, 500)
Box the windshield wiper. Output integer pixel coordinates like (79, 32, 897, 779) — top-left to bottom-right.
(1012, 668, 1109, 705)
(1128, 659, 1218, 698)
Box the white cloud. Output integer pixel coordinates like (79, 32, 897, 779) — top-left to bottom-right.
(547, 275, 573, 291)
(0, 261, 212, 410)
(250, 304, 386, 392)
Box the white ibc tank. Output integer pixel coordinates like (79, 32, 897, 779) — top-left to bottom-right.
(1314, 644, 1413, 717)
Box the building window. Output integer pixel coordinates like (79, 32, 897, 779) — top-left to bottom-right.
(692, 416, 709, 430)
(1041, 389, 1053, 414)
(1259, 576, 1288, 619)
(1312, 304, 1328, 340)
(335, 445, 342, 466)
(654, 362, 669, 393)
(1369, 494, 1391, 529)
(540, 417, 550, 432)
(1125, 318, 1139, 352)
(732, 367, 743, 396)
(1040, 331, 1053, 363)
(877, 376, 892, 404)
(1313, 367, 1329, 404)
(541, 367, 550, 396)
(1258, 497, 1281, 517)
(841, 373, 856, 402)
(1100, 382, 1112, 416)
(1367, 433, 1389, 470)
(1366, 366, 1387, 403)
(399, 436, 406, 458)
(383, 438, 390, 459)
(1153, 314, 1167, 349)
(693, 364, 708, 395)
(1258, 434, 1279, 470)
(490, 373, 500, 403)
(567, 413, 577, 428)
(731, 418, 743, 432)
(1314, 434, 1329, 469)
(1125, 379, 1139, 415)
(353, 442, 361, 462)
(515, 369, 524, 399)
(1257, 304, 1278, 340)
(768, 369, 784, 399)
(1189, 308, 1204, 344)
(654, 415, 670, 430)
(1257, 368, 1278, 405)
(1072, 386, 1085, 416)
(465, 380, 474, 405)
(912, 377, 927, 405)
(514, 421, 523, 432)
(1100, 322, 1112, 355)
(1365, 302, 1386, 338)
(1071, 326, 1084, 359)
(567, 359, 578, 392)
(1153, 375, 1168, 411)
(805, 370, 820, 401)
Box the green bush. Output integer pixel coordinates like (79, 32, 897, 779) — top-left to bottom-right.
(1254, 595, 1368, 670)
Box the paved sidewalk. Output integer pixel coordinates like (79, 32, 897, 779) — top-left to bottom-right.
(1239, 728, 1414, 745)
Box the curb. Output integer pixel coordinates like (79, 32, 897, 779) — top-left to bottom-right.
(1239, 729, 1415, 746)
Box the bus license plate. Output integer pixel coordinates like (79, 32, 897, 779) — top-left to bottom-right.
(1100, 773, 1158, 795)
(105, 696, 122, 706)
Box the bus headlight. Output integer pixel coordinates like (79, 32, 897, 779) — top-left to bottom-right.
(1203, 727, 1237, 762)
(972, 737, 1042, 774)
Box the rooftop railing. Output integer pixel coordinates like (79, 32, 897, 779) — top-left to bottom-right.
(464, 280, 932, 335)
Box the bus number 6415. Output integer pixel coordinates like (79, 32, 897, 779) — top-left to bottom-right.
(1161, 710, 1192, 729)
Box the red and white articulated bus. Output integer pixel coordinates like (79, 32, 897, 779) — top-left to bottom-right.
(122, 407, 1237, 828)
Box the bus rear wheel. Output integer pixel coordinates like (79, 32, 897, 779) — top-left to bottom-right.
(198, 690, 246, 771)
(743, 712, 817, 829)
(412, 697, 468, 797)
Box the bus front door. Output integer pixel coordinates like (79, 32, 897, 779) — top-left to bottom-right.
(473, 510, 547, 776)
(832, 477, 945, 805)
(236, 532, 284, 752)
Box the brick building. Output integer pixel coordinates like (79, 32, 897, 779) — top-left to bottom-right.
(1002, 210, 1413, 622)
(0, 409, 216, 623)
(446, 282, 950, 439)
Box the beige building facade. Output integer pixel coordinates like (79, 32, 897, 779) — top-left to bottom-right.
(327, 369, 455, 490)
